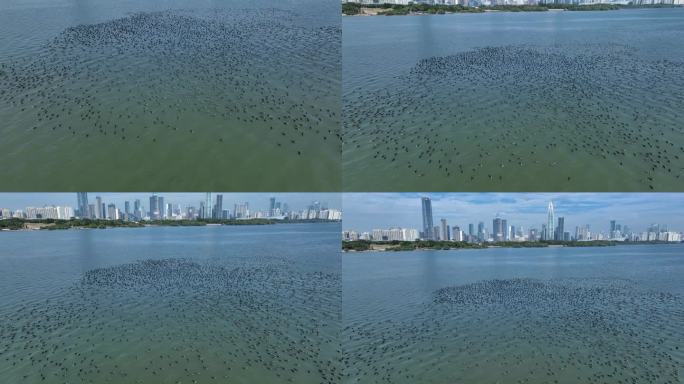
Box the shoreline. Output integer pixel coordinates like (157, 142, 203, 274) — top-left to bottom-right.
(342, 240, 680, 252)
(342, 4, 683, 17)
(0, 218, 340, 232)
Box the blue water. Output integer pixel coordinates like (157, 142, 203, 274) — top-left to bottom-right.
(0, 223, 342, 383)
(344, 244, 684, 383)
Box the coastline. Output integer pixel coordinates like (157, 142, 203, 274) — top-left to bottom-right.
(342, 4, 683, 17)
(0, 218, 340, 232)
(342, 240, 680, 252)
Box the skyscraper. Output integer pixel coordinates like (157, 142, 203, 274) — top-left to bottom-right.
(149, 194, 161, 220)
(478, 222, 485, 242)
(556, 217, 565, 241)
(269, 197, 276, 217)
(546, 201, 555, 241)
(134, 199, 142, 220)
(440, 218, 449, 241)
(502, 219, 508, 241)
(205, 193, 212, 219)
(214, 194, 223, 219)
(421, 197, 434, 240)
(234, 202, 249, 219)
(493, 217, 504, 242)
(76, 193, 89, 218)
(158, 197, 165, 219)
(107, 203, 117, 220)
(95, 196, 107, 220)
(124, 201, 131, 220)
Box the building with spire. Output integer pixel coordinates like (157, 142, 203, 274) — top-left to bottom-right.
(546, 201, 555, 240)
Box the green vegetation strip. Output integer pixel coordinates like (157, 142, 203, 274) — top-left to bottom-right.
(343, 3, 681, 15)
(342, 240, 635, 252)
(0, 218, 282, 230)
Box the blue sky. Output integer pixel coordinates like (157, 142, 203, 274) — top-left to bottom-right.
(0, 193, 340, 212)
(343, 193, 684, 234)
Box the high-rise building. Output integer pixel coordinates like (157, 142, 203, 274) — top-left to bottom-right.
(149, 194, 161, 220)
(556, 217, 565, 241)
(205, 193, 212, 219)
(234, 202, 249, 219)
(421, 197, 434, 240)
(134, 199, 141, 220)
(433, 226, 441, 241)
(452, 226, 464, 242)
(546, 201, 555, 240)
(95, 196, 103, 219)
(214, 194, 223, 220)
(502, 219, 508, 241)
(269, 197, 276, 217)
(77, 193, 89, 218)
(124, 201, 131, 220)
(440, 218, 449, 241)
(493, 217, 504, 242)
(107, 203, 117, 220)
(158, 197, 165, 219)
(478, 222, 485, 242)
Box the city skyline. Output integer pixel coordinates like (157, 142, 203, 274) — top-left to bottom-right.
(342, 193, 684, 234)
(0, 193, 341, 213)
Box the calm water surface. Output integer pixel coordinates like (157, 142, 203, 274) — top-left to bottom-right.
(343, 244, 684, 383)
(0, 223, 341, 383)
(343, 9, 684, 191)
(0, 0, 341, 191)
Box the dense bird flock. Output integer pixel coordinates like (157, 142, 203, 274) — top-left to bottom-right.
(0, 9, 341, 186)
(343, 44, 684, 191)
(0, 258, 341, 383)
(343, 278, 683, 383)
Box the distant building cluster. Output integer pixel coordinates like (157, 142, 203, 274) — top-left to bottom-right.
(0, 193, 341, 222)
(1, 206, 75, 220)
(343, 0, 684, 6)
(343, 197, 682, 243)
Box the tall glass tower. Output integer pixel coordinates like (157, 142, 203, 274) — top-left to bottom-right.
(205, 193, 212, 219)
(76, 192, 89, 218)
(546, 201, 555, 241)
(421, 197, 434, 240)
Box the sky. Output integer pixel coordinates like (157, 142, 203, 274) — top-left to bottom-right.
(0, 193, 341, 212)
(343, 193, 684, 234)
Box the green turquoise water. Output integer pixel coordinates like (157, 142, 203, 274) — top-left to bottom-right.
(343, 9, 684, 191)
(0, 223, 341, 383)
(0, 0, 341, 191)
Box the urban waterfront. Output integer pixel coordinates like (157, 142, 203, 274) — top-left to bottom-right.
(0, 223, 341, 383)
(343, 8, 684, 191)
(343, 244, 684, 383)
(0, 0, 340, 191)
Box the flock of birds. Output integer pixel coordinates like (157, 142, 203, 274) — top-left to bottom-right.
(0, 250, 681, 383)
(0, 8, 340, 180)
(343, 278, 683, 383)
(0, 258, 341, 383)
(343, 44, 684, 190)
